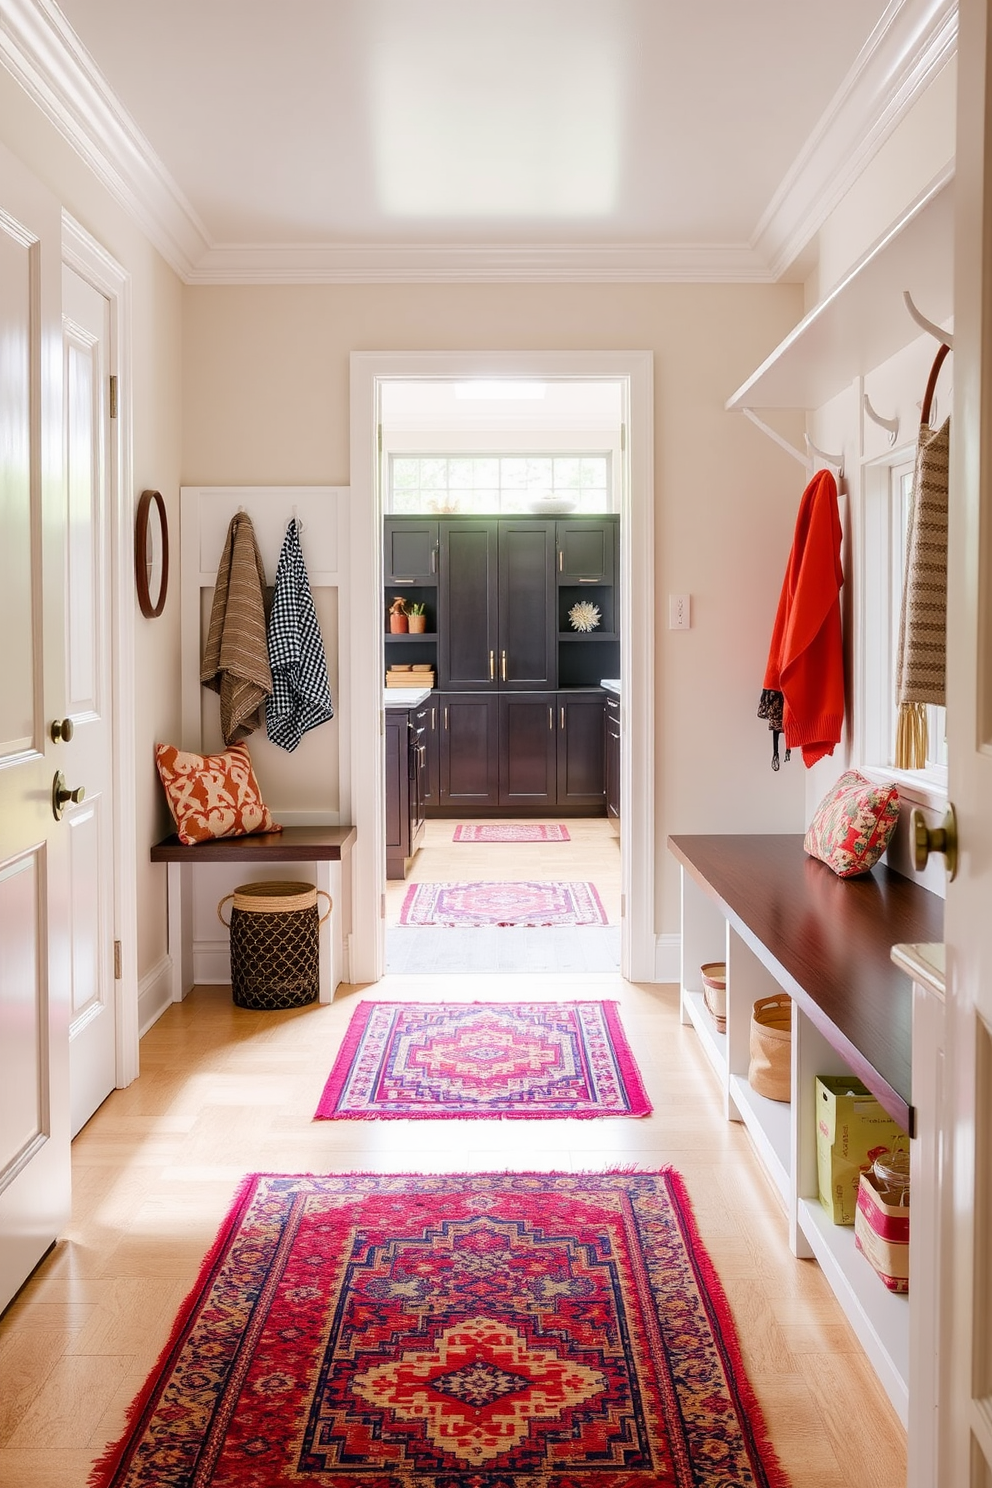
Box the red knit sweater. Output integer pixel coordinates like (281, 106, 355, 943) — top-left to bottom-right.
(762, 469, 845, 767)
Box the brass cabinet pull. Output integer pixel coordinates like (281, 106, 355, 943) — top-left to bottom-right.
(501, 650, 507, 681)
(431, 544, 437, 573)
(393, 578, 415, 584)
(560, 706, 565, 729)
(558, 550, 563, 571)
(444, 707, 449, 729)
(431, 708, 436, 729)
(489, 650, 495, 680)
(548, 707, 553, 730)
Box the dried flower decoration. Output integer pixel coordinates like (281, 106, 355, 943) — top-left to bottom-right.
(568, 600, 601, 633)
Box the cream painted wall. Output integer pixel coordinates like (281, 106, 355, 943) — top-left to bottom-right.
(182, 281, 808, 939)
(0, 68, 183, 980)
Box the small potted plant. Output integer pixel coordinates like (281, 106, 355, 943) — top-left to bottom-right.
(388, 597, 408, 633)
(407, 602, 428, 634)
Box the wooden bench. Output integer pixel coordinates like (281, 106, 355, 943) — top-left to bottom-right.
(668, 832, 943, 1426)
(151, 825, 357, 1004)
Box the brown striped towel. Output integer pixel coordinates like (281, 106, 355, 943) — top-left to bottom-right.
(895, 414, 950, 768)
(201, 512, 272, 743)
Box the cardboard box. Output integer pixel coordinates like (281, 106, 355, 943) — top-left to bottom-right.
(815, 1075, 906, 1225)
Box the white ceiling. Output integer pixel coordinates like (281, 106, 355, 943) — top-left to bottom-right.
(5, 0, 957, 282)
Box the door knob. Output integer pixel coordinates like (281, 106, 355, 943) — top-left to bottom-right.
(50, 717, 74, 743)
(52, 770, 85, 821)
(911, 803, 958, 881)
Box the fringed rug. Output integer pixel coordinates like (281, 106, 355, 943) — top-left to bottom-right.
(453, 822, 571, 842)
(90, 1171, 789, 1488)
(399, 879, 607, 927)
(314, 1000, 651, 1119)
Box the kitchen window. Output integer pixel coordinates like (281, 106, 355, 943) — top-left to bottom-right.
(387, 453, 612, 515)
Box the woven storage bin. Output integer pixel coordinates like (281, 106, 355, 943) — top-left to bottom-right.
(700, 962, 727, 1033)
(748, 994, 792, 1102)
(218, 881, 331, 1010)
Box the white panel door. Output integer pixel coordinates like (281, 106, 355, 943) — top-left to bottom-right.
(62, 265, 116, 1137)
(0, 149, 70, 1313)
(943, 2, 992, 1479)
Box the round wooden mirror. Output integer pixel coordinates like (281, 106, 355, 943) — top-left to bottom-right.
(135, 489, 169, 618)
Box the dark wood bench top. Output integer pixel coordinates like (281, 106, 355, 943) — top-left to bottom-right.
(151, 824, 357, 863)
(668, 833, 945, 1134)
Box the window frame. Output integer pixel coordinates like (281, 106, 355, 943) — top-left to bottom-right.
(385, 448, 615, 515)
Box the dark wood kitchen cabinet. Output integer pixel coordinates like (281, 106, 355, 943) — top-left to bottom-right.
(384, 519, 438, 584)
(605, 691, 620, 833)
(439, 519, 556, 691)
(499, 693, 557, 807)
(557, 691, 607, 807)
(385, 707, 426, 879)
(439, 694, 499, 807)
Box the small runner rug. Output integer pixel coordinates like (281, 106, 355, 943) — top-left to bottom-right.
(90, 1171, 789, 1488)
(314, 1000, 651, 1119)
(399, 879, 607, 926)
(453, 822, 571, 842)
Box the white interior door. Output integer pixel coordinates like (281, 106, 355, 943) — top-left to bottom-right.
(62, 264, 116, 1137)
(942, 1, 992, 1479)
(0, 147, 71, 1314)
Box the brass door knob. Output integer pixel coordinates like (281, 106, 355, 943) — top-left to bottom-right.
(52, 770, 86, 821)
(911, 803, 958, 881)
(50, 717, 74, 743)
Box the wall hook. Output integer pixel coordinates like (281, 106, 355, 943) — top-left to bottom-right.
(804, 433, 844, 475)
(903, 290, 953, 349)
(862, 393, 900, 445)
(292, 504, 304, 533)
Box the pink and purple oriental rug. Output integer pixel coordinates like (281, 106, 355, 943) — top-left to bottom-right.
(398, 879, 607, 926)
(89, 1171, 791, 1488)
(314, 1000, 651, 1119)
(452, 822, 571, 842)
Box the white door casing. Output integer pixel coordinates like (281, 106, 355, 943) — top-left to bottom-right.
(348, 350, 655, 984)
(62, 264, 116, 1136)
(943, 2, 992, 1480)
(0, 144, 71, 1314)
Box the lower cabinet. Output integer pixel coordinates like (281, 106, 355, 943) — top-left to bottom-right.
(434, 689, 605, 812)
(605, 692, 620, 833)
(385, 708, 426, 878)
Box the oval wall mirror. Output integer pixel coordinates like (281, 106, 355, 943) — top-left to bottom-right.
(135, 489, 169, 618)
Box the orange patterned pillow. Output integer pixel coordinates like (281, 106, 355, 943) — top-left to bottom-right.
(804, 769, 899, 878)
(155, 741, 280, 846)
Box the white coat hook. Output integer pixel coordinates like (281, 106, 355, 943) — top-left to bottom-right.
(862, 393, 900, 446)
(292, 504, 304, 533)
(804, 433, 844, 476)
(903, 290, 953, 349)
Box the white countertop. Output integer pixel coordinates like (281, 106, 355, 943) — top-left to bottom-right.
(600, 678, 620, 697)
(384, 687, 433, 709)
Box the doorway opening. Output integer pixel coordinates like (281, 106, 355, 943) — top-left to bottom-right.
(349, 351, 655, 986)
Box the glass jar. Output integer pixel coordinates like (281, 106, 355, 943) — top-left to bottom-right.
(871, 1148, 910, 1206)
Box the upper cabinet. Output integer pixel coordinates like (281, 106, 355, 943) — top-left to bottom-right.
(384, 519, 438, 584)
(558, 519, 614, 583)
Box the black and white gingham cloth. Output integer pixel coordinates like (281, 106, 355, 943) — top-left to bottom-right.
(265, 519, 334, 751)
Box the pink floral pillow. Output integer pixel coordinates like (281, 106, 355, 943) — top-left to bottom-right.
(155, 741, 280, 846)
(804, 769, 899, 878)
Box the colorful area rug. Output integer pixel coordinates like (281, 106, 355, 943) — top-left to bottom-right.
(399, 879, 607, 927)
(314, 1000, 651, 1119)
(453, 822, 571, 842)
(91, 1172, 788, 1488)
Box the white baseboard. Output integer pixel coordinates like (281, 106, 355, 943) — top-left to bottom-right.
(138, 955, 174, 1037)
(194, 938, 231, 985)
(654, 934, 681, 984)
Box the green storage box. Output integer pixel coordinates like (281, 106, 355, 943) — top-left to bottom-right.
(815, 1075, 906, 1225)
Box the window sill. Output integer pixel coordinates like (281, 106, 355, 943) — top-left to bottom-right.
(860, 764, 948, 813)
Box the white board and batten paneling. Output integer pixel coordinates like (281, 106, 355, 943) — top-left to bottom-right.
(176, 487, 352, 996)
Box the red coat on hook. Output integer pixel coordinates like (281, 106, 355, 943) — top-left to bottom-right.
(760, 468, 844, 769)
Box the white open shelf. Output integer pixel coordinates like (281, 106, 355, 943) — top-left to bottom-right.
(726, 169, 953, 413)
(680, 987, 727, 1081)
(729, 1074, 791, 1206)
(797, 1197, 910, 1426)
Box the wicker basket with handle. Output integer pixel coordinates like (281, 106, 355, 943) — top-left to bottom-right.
(218, 880, 331, 1009)
(748, 994, 792, 1102)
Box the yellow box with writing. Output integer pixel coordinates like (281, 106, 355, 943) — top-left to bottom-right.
(815, 1075, 906, 1225)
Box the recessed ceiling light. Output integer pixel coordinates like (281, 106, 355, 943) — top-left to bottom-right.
(454, 381, 547, 401)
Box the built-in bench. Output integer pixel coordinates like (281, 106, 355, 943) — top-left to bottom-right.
(151, 825, 357, 1003)
(668, 832, 943, 1428)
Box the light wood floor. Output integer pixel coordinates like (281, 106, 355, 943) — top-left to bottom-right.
(0, 969, 906, 1487)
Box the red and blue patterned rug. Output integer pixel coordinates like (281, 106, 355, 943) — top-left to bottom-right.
(452, 823, 571, 842)
(90, 1172, 789, 1488)
(399, 879, 608, 926)
(314, 1000, 651, 1119)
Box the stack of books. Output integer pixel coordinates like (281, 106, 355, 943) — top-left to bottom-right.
(386, 664, 435, 688)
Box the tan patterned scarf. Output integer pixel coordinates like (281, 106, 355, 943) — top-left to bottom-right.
(201, 512, 272, 743)
(894, 344, 951, 768)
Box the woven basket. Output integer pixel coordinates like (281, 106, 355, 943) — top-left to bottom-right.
(218, 881, 331, 1010)
(700, 962, 727, 1033)
(748, 994, 792, 1102)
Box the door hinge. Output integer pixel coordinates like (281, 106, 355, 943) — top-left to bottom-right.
(113, 939, 122, 979)
(377, 423, 383, 454)
(620, 894, 626, 918)
(381, 893, 386, 919)
(109, 374, 118, 420)
(620, 421, 626, 452)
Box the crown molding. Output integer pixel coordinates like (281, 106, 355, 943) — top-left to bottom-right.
(0, 0, 208, 276)
(753, 0, 958, 281)
(0, 0, 959, 285)
(184, 241, 774, 285)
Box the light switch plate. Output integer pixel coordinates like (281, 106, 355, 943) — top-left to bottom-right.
(669, 594, 691, 630)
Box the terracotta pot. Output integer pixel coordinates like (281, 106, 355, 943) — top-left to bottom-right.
(407, 614, 427, 633)
(389, 613, 408, 633)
